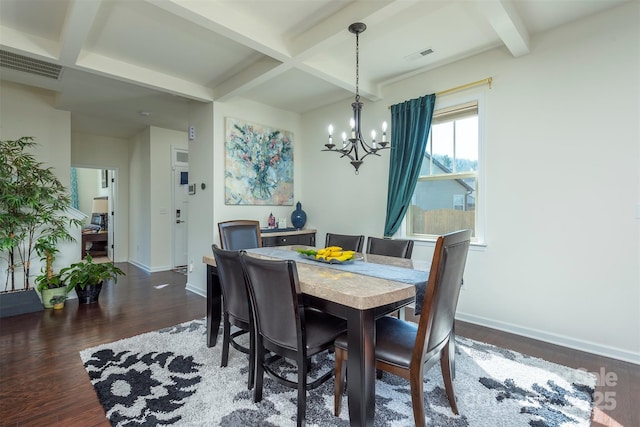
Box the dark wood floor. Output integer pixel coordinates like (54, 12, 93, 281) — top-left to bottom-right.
(0, 262, 637, 427)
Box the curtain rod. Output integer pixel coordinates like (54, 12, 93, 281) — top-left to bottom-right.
(388, 77, 493, 109)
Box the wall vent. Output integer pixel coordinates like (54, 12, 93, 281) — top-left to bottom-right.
(0, 50, 63, 80)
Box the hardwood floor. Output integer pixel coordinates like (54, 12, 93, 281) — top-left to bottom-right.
(1, 263, 637, 426)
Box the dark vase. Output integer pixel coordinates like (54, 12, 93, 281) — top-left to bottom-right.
(75, 282, 103, 304)
(290, 201, 307, 229)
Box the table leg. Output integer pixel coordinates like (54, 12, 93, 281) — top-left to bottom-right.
(206, 264, 222, 348)
(347, 308, 376, 427)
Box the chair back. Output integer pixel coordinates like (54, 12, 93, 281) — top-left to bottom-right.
(366, 236, 414, 259)
(241, 254, 303, 353)
(211, 245, 250, 323)
(218, 220, 262, 250)
(325, 233, 364, 252)
(413, 229, 471, 365)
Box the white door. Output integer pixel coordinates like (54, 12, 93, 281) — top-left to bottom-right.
(173, 165, 189, 267)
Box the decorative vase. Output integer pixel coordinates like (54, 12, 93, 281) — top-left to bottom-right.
(290, 201, 307, 229)
(75, 282, 103, 304)
(41, 287, 68, 309)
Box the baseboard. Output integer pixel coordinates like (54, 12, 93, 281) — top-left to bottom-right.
(128, 259, 151, 273)
(185, 282, 205, 298)
(456, 312, 640, 365)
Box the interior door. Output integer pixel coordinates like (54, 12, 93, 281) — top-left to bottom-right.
(173, 165, 189, 267)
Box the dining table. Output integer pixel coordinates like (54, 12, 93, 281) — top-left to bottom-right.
(202, 245, 429, 427)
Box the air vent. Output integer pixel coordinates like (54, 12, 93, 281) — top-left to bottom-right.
(0, 50, 63, 80)
(404, 47, 435, 62)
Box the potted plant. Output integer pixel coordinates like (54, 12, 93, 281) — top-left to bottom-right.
(50, 295, 66, 310)
(60, 254, 125, 304)
(1, 137, 82, 316)
(35, 245, 68, 309)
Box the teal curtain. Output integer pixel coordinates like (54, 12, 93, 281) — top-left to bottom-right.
(383, 94, 436, 237)
(70, 167, 79, 209)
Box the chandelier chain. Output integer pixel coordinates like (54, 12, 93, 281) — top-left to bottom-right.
(355, 31, 360, 103)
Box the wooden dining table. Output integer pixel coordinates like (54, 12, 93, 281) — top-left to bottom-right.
(202, 246, 429, 427)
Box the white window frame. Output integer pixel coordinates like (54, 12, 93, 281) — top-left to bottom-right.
(400, 92, 486, 246)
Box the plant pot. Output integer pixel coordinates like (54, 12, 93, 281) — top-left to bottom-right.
(41, 287, 68, 309)
(75, 282, 103, 304)
(53, 302, 65, 310)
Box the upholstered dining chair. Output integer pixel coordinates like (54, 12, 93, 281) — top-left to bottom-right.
(325, 233, 364, 252)
(218, 220, 262, 250)
(241, 254, 347, 427)
(366, 236, 414, 259)
(211, 245, 254, 390)
(334, 229, 472, 427)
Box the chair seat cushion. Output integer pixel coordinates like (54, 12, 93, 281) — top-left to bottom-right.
(304, 308, 347, 353)
(334, 316, 417, 369)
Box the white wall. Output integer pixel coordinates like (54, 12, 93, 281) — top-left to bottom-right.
(71, 132, 130, 261)
(186, 98, 301, 296)
(301, 2, 639, 362)
(128, 128, 152, 269)
(0, 80, 76, 288)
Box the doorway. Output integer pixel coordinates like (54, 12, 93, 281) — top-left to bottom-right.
(73, 167, 117, 261)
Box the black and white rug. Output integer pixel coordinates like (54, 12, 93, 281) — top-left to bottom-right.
(80, 318, 595, 427)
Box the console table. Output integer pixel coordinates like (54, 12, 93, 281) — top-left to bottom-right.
(261, 228, 316, 247)
(81, 231, 108, 259)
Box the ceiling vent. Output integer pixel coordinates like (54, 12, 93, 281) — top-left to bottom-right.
(404, 48, 435, 62)
(0, 50, 63, 80)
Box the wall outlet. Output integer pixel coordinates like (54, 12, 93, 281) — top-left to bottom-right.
(189, 262, 194, 272)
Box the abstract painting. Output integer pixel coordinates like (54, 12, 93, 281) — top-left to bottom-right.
(225, 117, 293, 205)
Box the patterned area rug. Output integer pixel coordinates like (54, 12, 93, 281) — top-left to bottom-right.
(80, 319, 595, 427)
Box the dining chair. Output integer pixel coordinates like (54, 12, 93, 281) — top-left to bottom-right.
(366, 236, 414, 259)
(211, 245, 254, 390)
(218, 220, 262, 250)
(333, 229, 472, 426)
(241, 253, 347, 427)
(325, 233, 364, 252)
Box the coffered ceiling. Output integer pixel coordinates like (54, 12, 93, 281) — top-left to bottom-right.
(0, 0, 627, 138)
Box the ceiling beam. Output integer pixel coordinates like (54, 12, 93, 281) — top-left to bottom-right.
(58, 0, 102, 65)
(477, 0, 530, 57)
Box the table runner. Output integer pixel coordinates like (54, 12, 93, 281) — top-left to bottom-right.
(246, 247, 428, 314)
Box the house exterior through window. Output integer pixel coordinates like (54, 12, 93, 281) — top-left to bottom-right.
(406, 101, 480, 241)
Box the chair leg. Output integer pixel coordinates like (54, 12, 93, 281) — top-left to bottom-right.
(220, 314, 230, 367)
(297, 356, 307, 427)
(248, 325, 255, 390)
(334, 347, 347, 416)
(409, 365, 426, 427)
(441, 341, 459, 414)
(254, 341, 264, 403)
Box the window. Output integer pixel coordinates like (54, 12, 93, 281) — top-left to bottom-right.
(406, 101, 480, 241)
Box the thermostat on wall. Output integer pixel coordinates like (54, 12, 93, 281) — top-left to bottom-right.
(188, 184, 196, 195)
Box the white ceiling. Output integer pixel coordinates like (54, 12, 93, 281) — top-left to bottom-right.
(0, 0, 628, 139)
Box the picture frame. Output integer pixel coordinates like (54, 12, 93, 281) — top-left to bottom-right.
(224, 117, 293, 205)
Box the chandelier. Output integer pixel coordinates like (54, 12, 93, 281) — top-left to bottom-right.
(323, 22, 389, 174)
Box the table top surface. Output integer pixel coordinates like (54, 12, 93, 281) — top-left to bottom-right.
(203, 245, 428, 310)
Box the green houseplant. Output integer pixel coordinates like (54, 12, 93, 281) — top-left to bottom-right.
(60, 254, 125, 304)
(0, 136, 82, 292)
(35, 245, 68, 308)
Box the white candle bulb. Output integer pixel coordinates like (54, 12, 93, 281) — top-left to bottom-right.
(382, 121, 387, 141)
(350, 118, 356, 139)
(371, 130, 377, 149)
(342, 132, 347, 148)
(328, 124, 333, 136)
